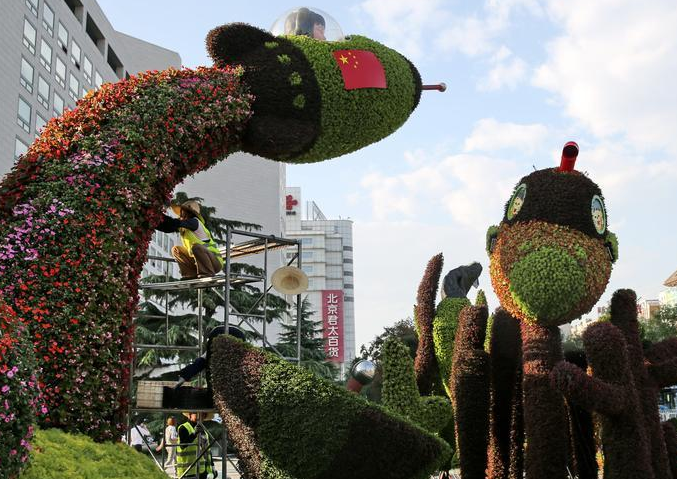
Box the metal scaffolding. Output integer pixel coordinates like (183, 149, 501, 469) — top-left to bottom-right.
(127, 226, 304, 478)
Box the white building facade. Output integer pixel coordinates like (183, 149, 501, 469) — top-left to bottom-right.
(284, 187, 356, 375)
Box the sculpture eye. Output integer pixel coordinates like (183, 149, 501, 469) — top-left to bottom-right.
(506, 183, 527, 220)
(591, 195, 606, 234)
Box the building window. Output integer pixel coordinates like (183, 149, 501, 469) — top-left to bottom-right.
(85, 14, 106, 55)
(70, 39, 81, 69)
(107, 45, 124, 79)
(344, 271, 353, 276)
(18, 97, 32, 133)
(83, 55, 92, 84)
(20, 57, 34, 93)
(57, 21, 68, 53)
(36, 112, 48, 133)
(68, 72, 79, 100)
(23, 18, 37, 54)
(343, 246, 353, 251)
(302, 265, 314, 274)
(37, 75, 50, 109)
(343, 258, 353, 264)
(94, 71, 103, 89)
(42, 2, 54, 36)
(301, 237, 314, 246)
(53, 91, 64, 116)
(39, 38, 52, 72)
(26, 0, 39, 16)
(15, 137, 29, 159)
(55, 56, 66, 88)
(344, 283, 354, 289)
(301, 251, 313, 261)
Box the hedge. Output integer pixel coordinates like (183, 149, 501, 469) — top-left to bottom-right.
(20, 428, 167, 479)
(433, 297, 470, 397)
(210, 336, 452, 479)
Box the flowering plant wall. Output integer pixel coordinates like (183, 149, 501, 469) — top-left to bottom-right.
(0, 302, 46, 478)
(0, 66, 252, 442)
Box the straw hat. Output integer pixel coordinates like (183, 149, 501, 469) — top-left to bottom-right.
(171, 200, 201, 219)
(182, 411, 214, 422)
(271, 266, 309, 295)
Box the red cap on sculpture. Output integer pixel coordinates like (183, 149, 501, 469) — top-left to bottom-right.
(559, 141, 579, 172)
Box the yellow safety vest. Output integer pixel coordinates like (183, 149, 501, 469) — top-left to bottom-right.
(180, 218, 224, 267)
(176, 422, 212, 477)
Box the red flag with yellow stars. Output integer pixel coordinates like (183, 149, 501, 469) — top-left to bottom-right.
(332, 50, 387, 90)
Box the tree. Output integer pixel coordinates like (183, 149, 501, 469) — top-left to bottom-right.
(642, 305, 677, 344)
(360, 317, 418, 362)
(274, 297, 338, 380)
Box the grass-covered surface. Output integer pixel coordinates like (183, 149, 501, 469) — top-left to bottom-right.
(20, 429, 166, 479)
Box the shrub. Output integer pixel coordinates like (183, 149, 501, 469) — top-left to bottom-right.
(433, 297, 470, 396)
(20, 428, 167, 479)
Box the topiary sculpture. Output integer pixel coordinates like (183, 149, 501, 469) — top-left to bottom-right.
(0, 18, 431, 470)
(209, 335, 452, 479)
(485, 141, 618, 479)
(551, 320, 653, 479)
(381, 337, 452, 435)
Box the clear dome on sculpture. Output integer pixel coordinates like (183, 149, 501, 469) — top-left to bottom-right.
(271, 7, 344, 42)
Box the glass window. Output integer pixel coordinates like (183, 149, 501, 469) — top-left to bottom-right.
(53, 91, 64, 116)
(57, 22, 68, 52)
(83, 55, 92, 83)
(68, 72, 79, 100)
(39, 38, 52, 72)
(23, 18, 37, 54)
(42, 3, 54, 36)
(70, 39, 81, 68)
(302, 265, 314, 274)
(20, 57, 34, 93)
(37, 76, 50, 109)
(15, 137, 29, 159)
(18, 97, 32, 133)
(301, 251, 313, 261)
(301, 237, 314, 245)
(94, 71, 103, 89)
(36, 112, 47, 133)
(26, 0, 39, 16)
(55, 56, 66, 88)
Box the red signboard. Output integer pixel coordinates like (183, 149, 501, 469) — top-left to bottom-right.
(322, 290, 344, 362)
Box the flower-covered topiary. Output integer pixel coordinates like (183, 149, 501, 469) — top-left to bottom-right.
(414, 253, 444, 396)
(0, 302, 45, 479)
(433, 297, 470, 397)
(210, 335, 452, 479)
(0, 21, 424, 451)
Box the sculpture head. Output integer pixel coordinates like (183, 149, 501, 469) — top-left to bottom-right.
(206, 23, 422, 162)
(486, 142, 618, 326)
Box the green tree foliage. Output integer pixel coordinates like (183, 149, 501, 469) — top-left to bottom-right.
(642, 305, 677, 344)
(273, 297, 338, 380)
(360, 317, 418, 362)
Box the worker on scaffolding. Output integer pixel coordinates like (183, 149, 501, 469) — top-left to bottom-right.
(155, 200, 224, 280)
(176, 412, 215, 479)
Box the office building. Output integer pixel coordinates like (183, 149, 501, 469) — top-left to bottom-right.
(284, 187, 356, 375)
(0, 0, 181, 174)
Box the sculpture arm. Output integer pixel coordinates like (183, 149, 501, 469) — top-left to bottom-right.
(551, 360, 625, 416)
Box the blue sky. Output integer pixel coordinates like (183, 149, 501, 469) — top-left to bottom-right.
(98, 0, 677, 351)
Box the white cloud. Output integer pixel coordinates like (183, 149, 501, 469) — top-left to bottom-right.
(534, 0, 677, 153)
(478, 46, 528, 91)
(464, 118, 549, 153)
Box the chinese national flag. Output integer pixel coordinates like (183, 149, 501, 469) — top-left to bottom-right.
(332, 50, 387, 90)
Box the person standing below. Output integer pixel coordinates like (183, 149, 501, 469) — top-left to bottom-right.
(129, 417, 152, 453)
(176, 412, 214, 479)
(156, 416, 179, 477)
(156, 200, 224, 280)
